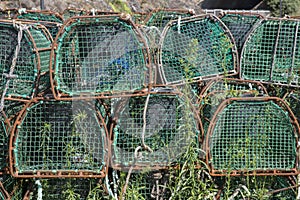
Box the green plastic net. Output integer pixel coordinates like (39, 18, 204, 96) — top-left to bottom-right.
(199, 79, 267, 140)
(16, 11, 63, 39)
(159, 15, 238, 85)
(111, 92, 198, 169)
(12, 100, 107, 176)
(208, 99, 297, 173)
(29, 178, 105, 200)
(241, 19, 300, 87)
(0, 175, 27, 200)
(145, 9, 194, 30)
(52, 16, 150, 98)
(285, 91, 300, 124)
(0, 21, 52, 100)
(220, 13, 262, 53)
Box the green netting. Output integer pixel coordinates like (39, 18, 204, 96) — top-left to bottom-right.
(160, 15, 237, 85)
(241, 19, 300, 87)
(218, 176, 296, 199)
(286, 91, 300, 124)
(112, 92, 198, 168)
(1, 175, 27, 200)
(17, 11, 63, 39)
(208, 100, 297, 172)
(0, 21, 52, 99)
(17, 11, 62, 23)
(53, 16, 149, 97)
(12, 100, 107, 176)
(145, 10, 193, 30)
(200, 79, 267, 140)
(29, 178, 105, 200)
(112, 170, 170, 199)
(220, 13, 262, 53)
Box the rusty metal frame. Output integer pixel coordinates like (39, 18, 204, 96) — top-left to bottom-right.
(49, 14, 153, 100)
(108, 88, 203, 171)
(205, 96, 300, 176)
(15, 9, 63, 23)
(0, 19, 53, 102)
(157, 14, 239, 86)
(8, 98, 109, 178)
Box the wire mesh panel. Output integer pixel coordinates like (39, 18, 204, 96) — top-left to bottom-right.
(241, 18, 300, 87)
(28, 178, 106, 200)
(51, 15, 151, 99)
(220, 13, 263, 53)
(110, 90, 200, 170)
(205, 97, 299, 176)
(145, 9, 195, 31)
(0, 20, 52, 101)
(217, 175, 297, 199)
(199, 78, 268, 142)
(0, 174, 28, 200)
(158, 15, 238, 85)
(9, 99, 108, 178)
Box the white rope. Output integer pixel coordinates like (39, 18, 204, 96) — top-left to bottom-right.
(177, 16, 181, 34)
(0, 23, 27, 112)
(141, 93, 153, 153)
(121, 146, 143, 200)
(35, 180, 43, 200)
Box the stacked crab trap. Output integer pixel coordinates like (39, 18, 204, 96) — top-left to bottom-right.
(0, 7, 298, 199)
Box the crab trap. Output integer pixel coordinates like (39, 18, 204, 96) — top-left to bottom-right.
(158, 14, 238, 85)
(205, 97, 300, 176)
(9, 99, 108, 178)
(240, 18, 300, 87)
(110, 90, 200, 170)
(219, 13, 263, 53)
(50, 15, 151, 99)
(216, 175, 297, 199)
(28, 178, 106, 200)
(109, 169, 170, 199)
(0, 20, 52, 101)
(198, 78, 268, 142)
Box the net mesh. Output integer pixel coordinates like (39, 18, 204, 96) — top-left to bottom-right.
(145, 10, 194, 30)
(286, 91, 300, 124)
(52, 16, 149, 98)
(208, 99, 297, 173)
(220, 13, 262, 53)
(159, 15, 237, 85)
(16, 11, 63, 39)
(29, 178, 104, 200)
(241, 19, 300, 87)
(12, 100, 107, 176)
(199, 79, 267, 140)
(112, 93, 198, 169)
(0, 21, 52, 99)
(1, 175, 26, 200)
